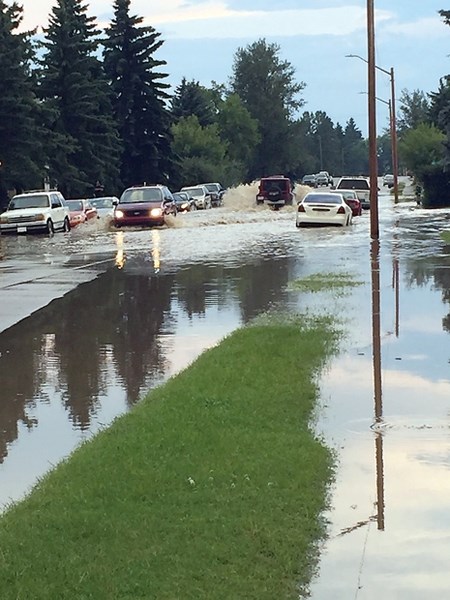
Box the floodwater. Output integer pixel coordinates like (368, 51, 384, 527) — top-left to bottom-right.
(0, 181, 449, 597)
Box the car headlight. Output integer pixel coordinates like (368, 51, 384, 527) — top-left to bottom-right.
(181, 202, 188, 209)
(150, 208, 162, 217)
(257, 195, 264, 200)
(0, 215, 8, 223)
(32, 213, 45, 222)
(115, 210, 124, 219)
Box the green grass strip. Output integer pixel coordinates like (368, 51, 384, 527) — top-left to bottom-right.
(441, 230, 450, 244)
(0, 316, 340, 600)
(289, 272, 363, 294)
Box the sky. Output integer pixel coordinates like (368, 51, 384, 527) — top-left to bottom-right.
(17, 1, 450, 137)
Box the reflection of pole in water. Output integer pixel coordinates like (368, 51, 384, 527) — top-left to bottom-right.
(371, 239, 385, 530)
(393, 257, 399, 338)
(371, 240, 382, 418)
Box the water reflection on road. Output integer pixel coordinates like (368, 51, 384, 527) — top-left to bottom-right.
(0, 186, 450, 597)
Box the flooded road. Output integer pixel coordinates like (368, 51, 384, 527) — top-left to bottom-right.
(1, 181, 450, 597)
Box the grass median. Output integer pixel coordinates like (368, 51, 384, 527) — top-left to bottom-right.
(0, 314, 342, 599)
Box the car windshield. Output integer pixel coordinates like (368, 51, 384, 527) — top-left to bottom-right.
(67, 200, 84, 211)
(9, 195, 50, 210)
(261, 179, 289, 191)
(338, 179, 369, 190)
(183, 188, 203, 197)
(204, 184, 219, 192)
(303, 194, 341, 204)
(120, 188, 162, 203)
(91, 198, 114, 208)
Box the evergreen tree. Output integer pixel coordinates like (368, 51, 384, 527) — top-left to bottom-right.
(397, 89, 430, 137)
(428, 77, 450, 131)
(102, 0, 173, 188)
(37, 0, 121, 198)
(171, 78, 216, 127)
(230, 38, 305, 179)
(342, 118, 367, 175)
(0, 1, 42, 201)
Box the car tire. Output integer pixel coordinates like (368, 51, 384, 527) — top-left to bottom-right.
(46, 219, 54, 235)
(63, 217, 71, 232)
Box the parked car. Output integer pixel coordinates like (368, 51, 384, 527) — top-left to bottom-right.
(201, 182, 225, 207)
(330, 189, 362, 216)
(315, 171, 331, 187)
(66, 199, 98, 228)
(173, 191, 195, 213)
(113, 185, 177, 228)
(180, 185, 211, 209)
(301, 174, 317, 187)
(256, 175, 294, 208)
(0, 190, 71, 234)
(90, 196, 118, 219)
(333, 176, 371, 209)
(296, 191, 353, 227)
(383, 174, 394, 188)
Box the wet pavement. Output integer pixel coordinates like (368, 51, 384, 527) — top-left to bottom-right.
(0, 181, 450, 597)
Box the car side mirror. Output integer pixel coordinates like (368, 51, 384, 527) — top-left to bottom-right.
(112, 199, 118, 205)
(330, 185, 336, 190)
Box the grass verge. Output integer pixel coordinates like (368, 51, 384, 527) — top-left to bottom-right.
(441, 230, 450, 244)
(0, 315, 341, 599)
(288, 272, 363, 295)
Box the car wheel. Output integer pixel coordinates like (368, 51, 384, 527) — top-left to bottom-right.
(63, 217, 71, 232)
(46, 219, 54, 234)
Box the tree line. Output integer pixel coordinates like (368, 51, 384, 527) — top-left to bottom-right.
(1, 0, 450, 207)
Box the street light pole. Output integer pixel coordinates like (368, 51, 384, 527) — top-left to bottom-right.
(389, 67, 399, 203)
(367, 0, 379, 239)
(346, 55, 399, 204)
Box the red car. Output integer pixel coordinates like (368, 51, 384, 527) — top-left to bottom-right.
(66, 199, 98, 227)
(331, 189, 362, 216)
(113, 185, 177, 228)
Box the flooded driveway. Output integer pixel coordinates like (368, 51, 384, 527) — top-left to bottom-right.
(0, 182, 450, 596)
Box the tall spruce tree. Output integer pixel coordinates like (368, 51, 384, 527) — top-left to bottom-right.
(230, 38, 305, 179)
(170, 78, 216, 127)
(102, 0, 173, 187)
(0, 1, 42, 201)
(37, 0, 121, 198)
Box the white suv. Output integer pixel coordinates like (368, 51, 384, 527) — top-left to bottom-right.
(334, 177, 371, 209)
(0, 191, 71, 234)
(180, 185, 211, 209)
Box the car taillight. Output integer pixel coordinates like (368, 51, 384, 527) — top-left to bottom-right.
(298, 204, 306, 212)
(337, 206, 345, 214)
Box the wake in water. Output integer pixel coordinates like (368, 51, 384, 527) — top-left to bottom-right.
(221, 182, 310, 212)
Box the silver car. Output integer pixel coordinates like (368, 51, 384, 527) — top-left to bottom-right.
(180, 185, 212, 209)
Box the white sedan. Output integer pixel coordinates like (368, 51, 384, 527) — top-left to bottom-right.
(296, 191, 353, 228)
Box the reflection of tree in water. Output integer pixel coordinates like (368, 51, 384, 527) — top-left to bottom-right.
(0, 330, 43, 463)
(174, 258, 293, 323)
(406, 256, 450, 333)
(234, 258, 293, 322)
(0, 253, 293, 465)
(107, 268, 175, 404)
(433, 265, 450, 333)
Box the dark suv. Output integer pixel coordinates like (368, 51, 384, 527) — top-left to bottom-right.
(256, 176, 294, 208)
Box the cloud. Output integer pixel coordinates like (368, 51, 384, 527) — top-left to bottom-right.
(380, 16, 449, 39)
(147, 5, 378, 39)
